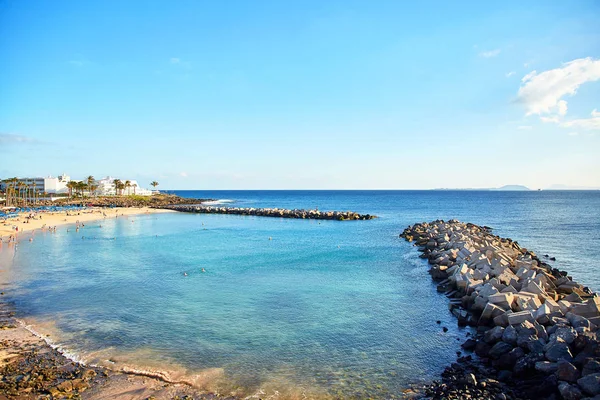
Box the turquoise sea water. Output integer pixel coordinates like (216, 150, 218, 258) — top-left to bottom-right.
(1, 190, 599, 398)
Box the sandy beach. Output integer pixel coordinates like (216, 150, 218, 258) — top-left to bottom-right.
(0, 207, 174, 242)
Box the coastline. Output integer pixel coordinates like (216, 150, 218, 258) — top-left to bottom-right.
(0, 206, 174, 242)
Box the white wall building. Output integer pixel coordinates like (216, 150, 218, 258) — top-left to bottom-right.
(0, 173, 70, 194)
(94, 177, 153, 196)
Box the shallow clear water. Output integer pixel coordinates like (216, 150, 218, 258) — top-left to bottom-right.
(1, 190, 599, 398)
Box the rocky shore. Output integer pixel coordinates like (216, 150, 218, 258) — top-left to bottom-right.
(0, 301, 237, 399)
(401, 220, 600, 400)
(161, 205, 376, 220)
(54, 194, 212, 208)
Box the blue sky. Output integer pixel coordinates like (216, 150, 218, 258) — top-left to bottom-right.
(1, 1, 599, 189)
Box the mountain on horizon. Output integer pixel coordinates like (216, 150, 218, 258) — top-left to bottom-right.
(491, 185, 531, 191)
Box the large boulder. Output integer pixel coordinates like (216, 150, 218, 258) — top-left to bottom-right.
(556, 360, 580, 383)
(502, 325, 518, 345)
(545, 338, 573, 362)
(489, 341, 513, 359)
(558, 382, 584, 400)
(577, 373, 600, 396)
(583, 360, 600, 377)
(555, 325, 578, 345)
(484, 326, 505, 344)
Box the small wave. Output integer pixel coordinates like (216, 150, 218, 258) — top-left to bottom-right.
(202, 199, 235, 206)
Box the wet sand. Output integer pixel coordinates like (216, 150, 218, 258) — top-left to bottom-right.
(0, 207, 173, 242)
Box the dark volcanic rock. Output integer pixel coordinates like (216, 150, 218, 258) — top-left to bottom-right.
(556, 360, 580, 383)
(558, 382, 583, 400)
(489, 342, 513, 359)
(545, 339, 574, 362)
(577, 373, 600, 396)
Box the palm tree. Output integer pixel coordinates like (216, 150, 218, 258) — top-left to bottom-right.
(66, 181, 76, 198)
(113, 179, 122, 196)
(89, 184, 98, 197)
(32, 181, 37, 205)
(132, 183, 137, 195)
(124, 180, 131, 195)
(78, 181, 87, 197)
(87, 176, 95, 197)
(150, 181, 159, 190)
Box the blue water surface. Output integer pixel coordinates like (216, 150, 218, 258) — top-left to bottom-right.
(1, 190, 599, 398)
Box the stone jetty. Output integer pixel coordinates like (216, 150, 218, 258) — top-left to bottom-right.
(162, 205, 376, 221)
(401, 220, 600, 399)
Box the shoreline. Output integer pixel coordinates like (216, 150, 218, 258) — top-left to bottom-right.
(0, 206, 175, 242)
(0, 301, 233, 399)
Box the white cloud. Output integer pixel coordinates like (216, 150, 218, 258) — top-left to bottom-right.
(480, 49, 501, 58)
(180, 172, 188, 177)
(170, 57, 180, 64)
(506, 71, 515, 78)
(568, 132, 579, 136)
(517, 57, 600, 116)
(560, 110, 600, 130)
(517, 125, 532, 130)
(557, 100, 568, 116)
(0, 133, 36, 144)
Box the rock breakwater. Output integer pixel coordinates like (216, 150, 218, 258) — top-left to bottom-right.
(162, 205, 376, 221)
(401, 220, 600, 399)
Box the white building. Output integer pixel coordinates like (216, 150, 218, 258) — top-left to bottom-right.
(94, 177, 153, 196)
(0, 173, 71, 194)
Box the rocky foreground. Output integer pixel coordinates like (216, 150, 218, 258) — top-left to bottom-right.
(0, 302, 237, 399)
(162, 205, 376, 220)
(401, 220, 600, 400)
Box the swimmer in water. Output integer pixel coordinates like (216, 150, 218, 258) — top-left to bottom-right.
(269, 237, 272, 240)
(183, 272, 188, 276)
(201, 268, 206, 273)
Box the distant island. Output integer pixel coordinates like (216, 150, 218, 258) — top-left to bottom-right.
(491, 185, 531, 191)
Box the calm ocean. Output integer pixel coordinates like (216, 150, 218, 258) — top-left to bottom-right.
(2, 190, 599, 398)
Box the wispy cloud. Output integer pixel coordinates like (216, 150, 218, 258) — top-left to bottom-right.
(180, 171, 188, 177)
(568, 132, 579, 136)
(170, 57, 192, 69)
(540, 116, 560, 124)
(560, 109, 600, 130)
(506, 71, 515, 78)
(479, 49, 501, 58)
(0, 133, 37, 145)
(517, 125, 532, 130)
